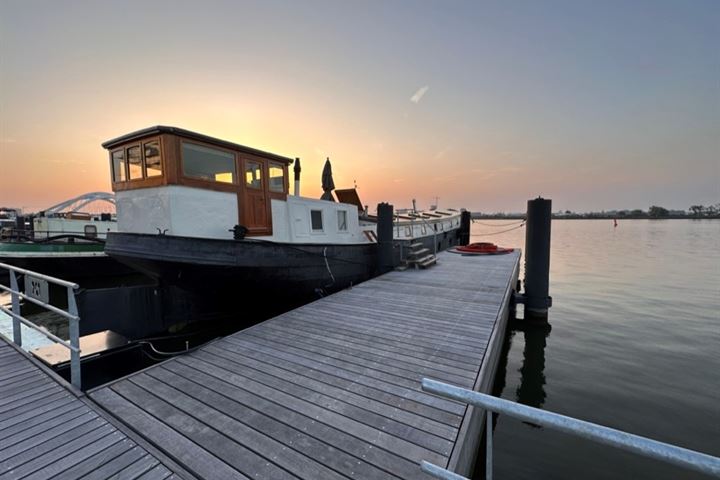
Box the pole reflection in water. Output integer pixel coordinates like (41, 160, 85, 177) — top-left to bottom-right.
(515, 320, 552, 411)
(475, 316, 552, 479)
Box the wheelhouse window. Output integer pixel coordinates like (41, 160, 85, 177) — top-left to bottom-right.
(311, 210, 323, 231)
(337, 210, 348, 231)
(111, 150, 126, 182)
(182, 142, 236, 183)
(127, 146, 143, 180)
(268, 162, 285, 192)
(245, 161, 263, 189)
(144, 141, 162, 177)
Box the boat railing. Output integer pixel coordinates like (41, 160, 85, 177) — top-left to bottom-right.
(414, 216, 438, 255)
(420, 378, 720, 480)
(0, 229, 109, 242)
(0, 262, 82, 389)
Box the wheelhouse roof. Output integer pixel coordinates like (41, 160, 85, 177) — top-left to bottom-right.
(101, 126, 294, 164)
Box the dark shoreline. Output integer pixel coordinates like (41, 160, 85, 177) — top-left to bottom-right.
(471, 214, 720, 220)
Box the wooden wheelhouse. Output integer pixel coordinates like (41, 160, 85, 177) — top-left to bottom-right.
(102, 126, 293, 236)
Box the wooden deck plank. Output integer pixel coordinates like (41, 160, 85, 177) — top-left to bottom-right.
(206, 342, 460, 433)
(239, 329, 475, 388)
(0, 337, 184, 480)
(144, 365, 395, 480)
(285, 305, 491, 351)
(130, 373, 346, 480)
(91, 387, 246, 480)
(192, 347, 455, 454)
(222, 336, 467, 415)
(110, 380, 297, 479)
(275, 312, 486, 361)
(77, 447, 149, 480)
(0, 409, 97, 457)
(167, 355, 445, 466)
(257, 320, 481, 371)
(0, 387, 68, 416)
(5, 426, 119, 480)
(48, 439, 136, 479)
(164, 359, 432, 479)
(89, 250, 520, 480)
(0, 400, 80, 441)
(23, 433, 129, 480)
(244, 325, 478, 379)
(135, 464, 173, 480)
(0, 395, 75, 432)
(104, 454, 159, 480)
(0, 418, 110, 473)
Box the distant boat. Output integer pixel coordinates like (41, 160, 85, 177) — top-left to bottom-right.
(100, 126, 468, 324)
(0, 192, 132, 282)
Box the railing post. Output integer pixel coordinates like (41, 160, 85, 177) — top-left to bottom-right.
(486, 412, 493, 480)
(9, 270, 21, 347)
(67, 286, 81, 390)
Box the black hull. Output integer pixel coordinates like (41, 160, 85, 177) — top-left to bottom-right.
(105, 233, 379, 325)
(105, 227, 463, 331)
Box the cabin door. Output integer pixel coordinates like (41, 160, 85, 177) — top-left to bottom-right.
(241, 159, 272, 235)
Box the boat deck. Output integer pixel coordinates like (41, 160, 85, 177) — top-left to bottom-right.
(0, 338, 186, 479)
(89, 249, 521, 479)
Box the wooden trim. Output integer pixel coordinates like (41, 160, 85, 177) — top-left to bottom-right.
(102, 125, 294, 164)
(161, 134, 178, 185)
(110, 136, 168, 192)
(106, 131, 292, 236)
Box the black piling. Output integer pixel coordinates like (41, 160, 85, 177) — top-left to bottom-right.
(377, 202, 394, 274)
(523, 197, 552, 320)
(459, 210, 472, 246)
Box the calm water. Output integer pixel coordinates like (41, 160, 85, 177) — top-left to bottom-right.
(468, 219, 720, 479)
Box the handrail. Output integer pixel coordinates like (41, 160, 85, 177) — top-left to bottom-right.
(421, 378, 720, 479)
(0, 284, 80, 320)
(0, 261, 82, 389)
(0, 262, 79, 289)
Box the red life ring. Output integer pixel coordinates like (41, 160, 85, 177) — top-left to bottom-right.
(453, 242, 514, 255)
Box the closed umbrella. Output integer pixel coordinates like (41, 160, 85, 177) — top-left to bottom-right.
(320, 158, 335, 201)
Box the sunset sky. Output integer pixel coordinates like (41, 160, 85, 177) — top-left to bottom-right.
(1, 0, 718, 213)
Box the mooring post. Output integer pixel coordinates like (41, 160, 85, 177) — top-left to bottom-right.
(524, 197, 552, 320)
(459, 210, 472, 246)
(377, 202, 394, 274)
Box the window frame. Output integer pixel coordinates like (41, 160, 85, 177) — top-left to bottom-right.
(310, 209, 324, 232)
(180, 140, 238, 185)
(337, 210, 348, 232)
(110, 149, 126, 183)
(143, 140, 163, 178)
(126, 144, 144, 181)
(268, 161, 286, 193)
(244, 159, 264, 190)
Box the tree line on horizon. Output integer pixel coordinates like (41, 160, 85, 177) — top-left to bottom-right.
(472, 203, 720, 219)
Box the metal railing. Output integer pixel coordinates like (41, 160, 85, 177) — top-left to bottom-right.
(420, 378, 720, 479)
(0, 262, 82, 389)
(394, 214, 440, 258)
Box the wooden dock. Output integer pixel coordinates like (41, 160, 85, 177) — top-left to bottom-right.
(0, 338, 185, 479)
(89, 249, 520, 479)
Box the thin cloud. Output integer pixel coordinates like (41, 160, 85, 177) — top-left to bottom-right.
(410, 85, 429, 104)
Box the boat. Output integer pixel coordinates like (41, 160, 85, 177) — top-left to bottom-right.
(0, 192, 134, 282)
(101, 126, 470, 324)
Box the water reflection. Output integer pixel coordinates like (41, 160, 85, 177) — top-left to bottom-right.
(493, 317, 552, 409)
(490, 315, 552, 435)
(515, 320, 552, 410)
(476, 318, 552, 479)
